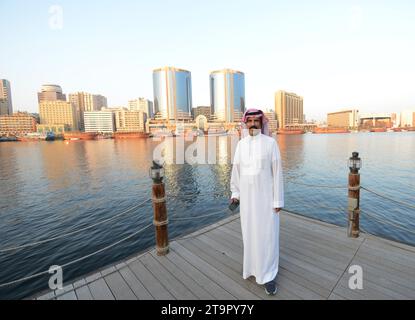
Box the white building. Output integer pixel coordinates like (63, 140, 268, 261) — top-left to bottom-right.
(400, 110, 415, 127)
(84, 111, 115, 133)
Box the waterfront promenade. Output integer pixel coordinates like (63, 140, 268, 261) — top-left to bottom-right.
(33, 211, 415, 300)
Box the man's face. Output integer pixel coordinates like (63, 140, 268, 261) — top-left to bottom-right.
(246, 117, 262, 136)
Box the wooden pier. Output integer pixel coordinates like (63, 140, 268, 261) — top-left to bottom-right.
(33, 211, 415, 300)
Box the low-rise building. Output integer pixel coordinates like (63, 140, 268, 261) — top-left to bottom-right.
(0, 112, 37, 135)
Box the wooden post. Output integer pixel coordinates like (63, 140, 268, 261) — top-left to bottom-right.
(348, 152, 361, 238)
(150, 161, 169, 255)
(152, 182, 169, 255)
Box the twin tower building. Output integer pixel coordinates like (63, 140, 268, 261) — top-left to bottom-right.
(153, 67, 245, 123)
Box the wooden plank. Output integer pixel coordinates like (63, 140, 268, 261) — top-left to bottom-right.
(185, 237, 304, 300)
(118, 267, 154, 300)
(85, 272, 102, 284)
(191, 237, 243, 273)
(104, 271, 137, 300)
(149, 250, 215, 300)
(360, 240, 415, 266)
(335, 271, 411, 300)
(187, 235, 329, 299)
(278, 265, 332, 298)
(279, 250, 339, 282)
(355, 246, 415, 277)
(140, 252, 198, 300)
(280, 228, 357, 261)
(171, 241, 259, 300)
(197, 233, 243, 264)
(164, 249, 235, 300)
(364, 235, 415, 253)
(328, 292, 347, 300)
(209, 227, 243, 250)
(87, 278, 115, 300)
(127, 258, 175, 300)
(219, 224, 244, 240)
(279, 238, 352, 274)
(73, 278, 87, 289)
(36, 291, 55, 300)
(280, 222, 363, 252)
(346, 258, 415, 297)
(281, 216, 363, 250)
(57, 291, 77, 300)
(202, 224, 339, 294)
(75, 285, 93, 300)
(278, 256, 337, 291)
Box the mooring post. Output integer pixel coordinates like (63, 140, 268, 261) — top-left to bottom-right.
(149, 161, 169, 255)
(348, 152, 362, 238)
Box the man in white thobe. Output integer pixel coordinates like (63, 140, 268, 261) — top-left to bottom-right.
(230, 108, 284, 295)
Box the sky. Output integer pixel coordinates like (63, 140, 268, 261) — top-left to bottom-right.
(1, 0, 415, 121)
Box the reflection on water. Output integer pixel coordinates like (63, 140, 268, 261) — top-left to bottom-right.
(0, 132, 414, 299)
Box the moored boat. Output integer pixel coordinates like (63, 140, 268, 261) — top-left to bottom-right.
(63, 132, 98, 140)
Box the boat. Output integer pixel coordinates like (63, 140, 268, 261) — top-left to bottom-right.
(113, 132, 150, 139)
(0, 136, 18, 142)
(277, 129, 305, 135)
(312, 127, 350, 134)
(63, 132, 98, 140)
(370, 128, 387, 133)
(45, 132, 55, 141)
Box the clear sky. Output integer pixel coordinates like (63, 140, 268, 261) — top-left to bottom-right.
(1, 0, 414, 120)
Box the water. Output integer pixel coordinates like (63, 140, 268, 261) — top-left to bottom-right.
(0, 132, 414, 299)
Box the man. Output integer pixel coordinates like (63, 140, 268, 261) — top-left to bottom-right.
(230, 108, 284, 295)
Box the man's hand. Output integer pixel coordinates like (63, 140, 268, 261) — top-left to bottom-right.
(274, 208, 282, 214)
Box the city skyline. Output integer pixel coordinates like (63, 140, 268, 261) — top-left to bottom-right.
(1, 0, 415, 120)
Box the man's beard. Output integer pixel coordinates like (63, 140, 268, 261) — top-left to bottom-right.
(249, 126, 258, 130)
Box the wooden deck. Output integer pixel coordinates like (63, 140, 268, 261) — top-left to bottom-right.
(33, 211, 415, 300)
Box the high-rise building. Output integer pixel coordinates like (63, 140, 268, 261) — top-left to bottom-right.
(153, 67, 192, 121)
(210, 69, 245, 122)
(327, 109, 359, 129)
(192, 106, 212, 120)
(93, 95, 108, 110)
(37, 84, 66, 102)
(68, 92, 108, 130)
(39, 101, 78, 131)
(400, 109, 415, 127)
(0, 112, 37, 135)
(0, 79, 13, 115)
(275, 90, 304, 129)
(84, 111, 115, 133)
(114, 109, 146, 132)
(129, 98, 154, 118)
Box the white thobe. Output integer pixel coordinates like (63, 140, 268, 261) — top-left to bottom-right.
(230, 133, 284, 284)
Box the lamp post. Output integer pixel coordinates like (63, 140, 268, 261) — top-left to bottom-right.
(348, 152, 361, 238)
(149, 161, 169, 255)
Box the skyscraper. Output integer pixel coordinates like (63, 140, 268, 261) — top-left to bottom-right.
(153, 67, 192, 121)
(275, 90, 304, 129)
(129, 98, 154, 118)
(37, 84, 66, 102)
(210, 69, 245, 122)
(68, 92, 108, 130)
(0, 79, 13, 115)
